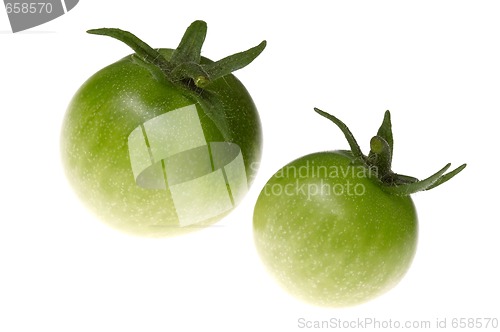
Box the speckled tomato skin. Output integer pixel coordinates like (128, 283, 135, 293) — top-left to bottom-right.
(253, 151, 418, 307)
(61, 49, 262, 237)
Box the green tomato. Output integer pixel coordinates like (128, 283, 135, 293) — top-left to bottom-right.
(254, 151, 418, 307)
(61, 21, 266, 237)
(253, 109, 466, 307)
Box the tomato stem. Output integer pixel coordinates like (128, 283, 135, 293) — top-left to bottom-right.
(313, 108, 366, 163)
(87, 21, 266, 89)
(369, 135, 392, 178)
(375, 110, 394, 156)
(314, 108, 467, 196)
(87, 28, 174, 73)
(170, 20, 207, 66)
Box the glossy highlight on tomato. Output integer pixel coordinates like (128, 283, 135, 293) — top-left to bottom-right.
(61, 21, 266, 237)
(253, 108, 466, 307)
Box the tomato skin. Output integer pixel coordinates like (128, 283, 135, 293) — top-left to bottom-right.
(61, 49, 262, 237)
(253, 151, 418, 307)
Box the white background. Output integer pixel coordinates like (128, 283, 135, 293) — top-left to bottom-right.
(1, 1, 498, 331)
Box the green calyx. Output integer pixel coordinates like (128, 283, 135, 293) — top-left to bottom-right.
(87, 20, 266, 89)
(314, 108, 467, 196)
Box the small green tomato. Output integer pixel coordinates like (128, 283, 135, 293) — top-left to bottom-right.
(253, 108, 466, 307)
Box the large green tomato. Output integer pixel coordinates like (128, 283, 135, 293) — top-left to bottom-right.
(61, 21, 266, 237)
(253, 108, 466, 307)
